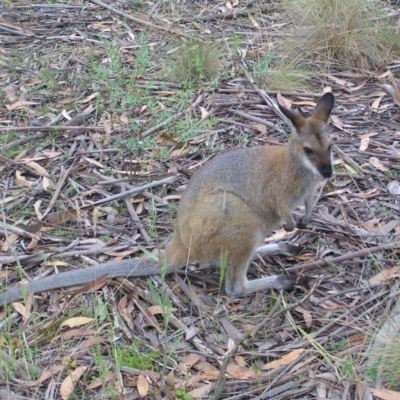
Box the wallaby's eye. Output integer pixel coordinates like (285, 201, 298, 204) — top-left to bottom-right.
(304, 147, 313, 156)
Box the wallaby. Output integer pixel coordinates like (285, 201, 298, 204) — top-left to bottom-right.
(0, 93, 334, 305)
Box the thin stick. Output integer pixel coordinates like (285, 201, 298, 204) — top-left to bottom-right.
(286, 241, 400, 272)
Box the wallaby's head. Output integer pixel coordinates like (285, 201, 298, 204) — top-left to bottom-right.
(279, 92, 335, 179)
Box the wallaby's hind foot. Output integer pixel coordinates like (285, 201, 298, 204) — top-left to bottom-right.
(254, 243, 303, 259)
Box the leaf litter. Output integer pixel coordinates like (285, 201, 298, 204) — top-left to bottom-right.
(0, 0, 400, 399)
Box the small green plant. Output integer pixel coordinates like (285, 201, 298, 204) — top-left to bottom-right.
(330, 338, 347, 351)
(219, 251, 228, 295)
(113, 340, 160, 371)
(174, 387, 192, 400)
(338, 355, 354, 379)
(171, 39, 225, 83)
(229, 34, 241, 53)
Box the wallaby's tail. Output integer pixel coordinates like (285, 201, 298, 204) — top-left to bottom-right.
(0, 257, 161, 306)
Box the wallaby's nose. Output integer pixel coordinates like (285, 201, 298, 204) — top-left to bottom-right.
(320, 164, 332, 179)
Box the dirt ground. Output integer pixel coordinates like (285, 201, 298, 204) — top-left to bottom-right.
(1, 1, 400, 399)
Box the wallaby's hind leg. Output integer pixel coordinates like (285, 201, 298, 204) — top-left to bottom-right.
(225, 248, 305, 297)
(162, 229, 190, 273)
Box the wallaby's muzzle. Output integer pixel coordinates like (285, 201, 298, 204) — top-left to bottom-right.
(320, 163, 333, 179)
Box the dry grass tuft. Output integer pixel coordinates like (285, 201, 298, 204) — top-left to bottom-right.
(281, 0, 400, 68)
(170, 40, 226, 83)
(367, 329, 400, 390)
(254, 56, 313, 92)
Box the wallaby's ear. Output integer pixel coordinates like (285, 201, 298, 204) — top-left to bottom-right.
(311, 92, 335, 123)
(278, 103, 305, 130)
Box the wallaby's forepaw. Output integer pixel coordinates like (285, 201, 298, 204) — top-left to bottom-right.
(283, 221, 295, 232)
(297, 216, 311, 229)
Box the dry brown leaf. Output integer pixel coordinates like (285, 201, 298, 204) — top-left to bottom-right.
(371, 96, 383, 112)
(277, 92, 291, 109)
(330, 115, 343, 129)
(264, 227, 290, 242)
(147, 305, 176, 315)
(198, 106, 210, 120)
(62, 109, 71, 121)
(77, 92, 98, 103)
(15, 170, 32, 188)
(33, 199, 45, 221)
(1, 233, 19, 251)
(119, 112, 129, 125)
(11, 302, 31, 321)
(6, 100, 38, 111)
(179, 354, 202, 371)
(84, 157, 105, 168)
(364, 218, 381, 232)
(194, 360, 220, 379)
(0, 196, 14, 205)
(170, 146, 193, 158)
(60, 317, 95, 328)
(295, 306, 312, 328)
(369, 388, 400, 400)
(24, 364, 64, 386)
(368, 265, 400, 285)
(103, 120, 112, 145)
(248, 13, 259, 27)
(226, 363, 256, 379)
(235, 355, 247, 368)
(187, 383, 214, 398)
(250, 122, 267, 135)
(42, 150, 62, 159)
(42, 176, 56, 190)
(359, 137, 369, 151)
(137, 375, 149, 398)
(43, 260, 69, 267)
(166, 370, 175, 388)
(369, 157, 389, 172)
(45, 209, 78, 225)
(348, 333, 365, 343)
(262, 349, 304, 370)
(61, 329, 98, 339)
(23, 161, 49, 177)
(160, 132, 180, 145)
(86, 371, 114, 390)
(327, 75, 354, 87)
(60, 366, 87, 400)
(102, 248, 140, 258)
(347, 79, 368, 93)
(3, 85, 18, 101)
(321, 299, 340, 309)
(393, 85, 400, 106)
(378, 219, 398, 235)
